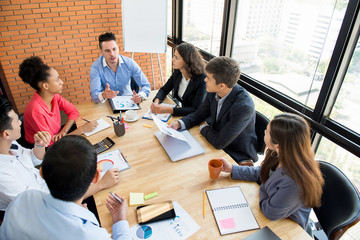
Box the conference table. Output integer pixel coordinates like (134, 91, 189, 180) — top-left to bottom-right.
(75, 92, 312, 240)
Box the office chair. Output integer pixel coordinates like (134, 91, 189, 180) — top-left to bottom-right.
(130, 76, 139, 93)
(255, 111, 270, 154)
(311, 161, 360, 240)
(16, 113, 33, 149)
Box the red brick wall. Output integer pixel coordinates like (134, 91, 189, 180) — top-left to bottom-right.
(0, 0, 167, 113)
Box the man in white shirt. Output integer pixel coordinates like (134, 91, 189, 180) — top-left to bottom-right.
(0, 96, 51, 210)
(0, 96, 120, 211)
(0, 135, 131, 240)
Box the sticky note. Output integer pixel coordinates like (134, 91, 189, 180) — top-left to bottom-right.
(144, 192, 158, 200)
(219, 218, 236, 229)
(124, 123, 129, 129)
(130, 193, 144, 206)
(143, 124, 153, 128)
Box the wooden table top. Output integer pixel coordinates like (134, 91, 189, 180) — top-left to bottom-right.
(75, 92, 311, 240)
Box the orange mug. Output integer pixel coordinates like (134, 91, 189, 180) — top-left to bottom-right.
(208, 159, 223, 180)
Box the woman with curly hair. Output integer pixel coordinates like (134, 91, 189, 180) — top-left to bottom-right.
(220, 113, 324, 229)
(151, 43, 206, 116)
(19, 56, 98, 146)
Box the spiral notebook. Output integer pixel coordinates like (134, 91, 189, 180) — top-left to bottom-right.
(206, 186, 259, 235)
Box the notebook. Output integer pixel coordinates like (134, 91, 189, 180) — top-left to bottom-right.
(206, 186, 259, 235)
(109, 95, 140, 113)
(84, 118, 111, 137)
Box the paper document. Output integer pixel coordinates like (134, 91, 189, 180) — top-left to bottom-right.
(130, 201, 200, 240)
(206, 186, 259, 235)
(152, 114, 187, 142)
(97, 149, 130, 178)
(143, 103, 176, 122)
(84, 118, 111, 137)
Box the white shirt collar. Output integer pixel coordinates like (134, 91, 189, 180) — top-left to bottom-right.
(102, 55, 124, 68)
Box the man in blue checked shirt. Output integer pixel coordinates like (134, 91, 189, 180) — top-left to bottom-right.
(90, 32, 151, 104)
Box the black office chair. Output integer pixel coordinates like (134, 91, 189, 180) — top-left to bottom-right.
(17, 113, 33, 149)
(130, 76, 139, 93)
(255, 111, 270, 154)
(311, 161, 360, 240)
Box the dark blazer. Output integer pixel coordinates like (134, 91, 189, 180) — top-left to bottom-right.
(181, 84, 258, 162)
(153, 69, 206, 116)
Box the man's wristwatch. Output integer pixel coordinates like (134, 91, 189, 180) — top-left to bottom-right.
(141, 95, 147, 102)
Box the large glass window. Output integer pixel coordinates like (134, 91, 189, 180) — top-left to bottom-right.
(315, 135, 360, 240)
(329, 38, 360, 134)
(183, 0, 224, 55)
(232, 0, 348, 108)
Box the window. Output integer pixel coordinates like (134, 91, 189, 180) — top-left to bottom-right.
(329, 38, 360, 134)
(232, 0, 348, 108)
(182, 0, 224, 55)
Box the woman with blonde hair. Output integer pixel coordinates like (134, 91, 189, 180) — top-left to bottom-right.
(220, 113, 324, 229)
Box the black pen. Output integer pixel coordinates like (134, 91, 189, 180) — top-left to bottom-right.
(109, 192, 123, 203)
(107, 116, 116, 123)
(81, 118, 90, 123)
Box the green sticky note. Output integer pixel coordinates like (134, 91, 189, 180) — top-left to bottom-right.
(144, 192, 158, 200)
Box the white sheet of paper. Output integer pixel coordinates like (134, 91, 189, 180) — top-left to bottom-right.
(84, 118, 111, 137)
(152, 114, 187, 142)
(130, 201, 200, 240)
(97, 149, 130, 178)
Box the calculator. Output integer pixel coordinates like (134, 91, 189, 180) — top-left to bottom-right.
(93, 137, 115, 154)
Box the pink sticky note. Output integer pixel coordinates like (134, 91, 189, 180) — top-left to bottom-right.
(219, 218, 236, 229)
(124, 123, 129, 129)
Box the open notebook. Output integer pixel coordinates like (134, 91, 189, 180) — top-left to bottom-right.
(206, 186, 259, 235)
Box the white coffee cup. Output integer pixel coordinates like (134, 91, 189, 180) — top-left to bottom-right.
(125, 110, 138, 121)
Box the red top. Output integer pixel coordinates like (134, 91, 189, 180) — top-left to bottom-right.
(24, 92, 79, 145)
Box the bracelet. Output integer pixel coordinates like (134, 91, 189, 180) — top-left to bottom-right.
(34, 144, 44, 148)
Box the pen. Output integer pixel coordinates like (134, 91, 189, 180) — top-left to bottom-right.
(109, 192, 123, 203)
(203, 190, 205, 218)
(107, 116, 116, 123)
(81, 118, 90, 123)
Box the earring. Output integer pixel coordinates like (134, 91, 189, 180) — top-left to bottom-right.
(271, 151, 278, 158)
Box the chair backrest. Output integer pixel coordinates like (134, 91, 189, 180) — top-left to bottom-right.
(130, 76, 139, 93)
(255, 111, 270, 154)
(16, 114, 33, 149)
(314, 161, 360, 240)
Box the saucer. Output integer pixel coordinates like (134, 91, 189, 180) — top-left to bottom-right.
(123, 115, 139, 122)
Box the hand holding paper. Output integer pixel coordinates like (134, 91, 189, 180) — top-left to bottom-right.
(151, 114, 187, 142)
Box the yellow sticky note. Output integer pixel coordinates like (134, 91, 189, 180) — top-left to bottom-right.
(130, 192, 144, 206)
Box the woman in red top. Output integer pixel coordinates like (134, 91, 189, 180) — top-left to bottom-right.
(20, 56, 98, 146)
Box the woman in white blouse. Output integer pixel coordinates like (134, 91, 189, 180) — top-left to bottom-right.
(151, 43, 206, 116)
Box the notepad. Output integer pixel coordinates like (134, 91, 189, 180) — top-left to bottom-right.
(130, 193, 144, 206)
(206, 186, 259, 235)
(84, 118, 111, 136)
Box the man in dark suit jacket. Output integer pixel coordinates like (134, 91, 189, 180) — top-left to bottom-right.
(170, 57, 258, 165)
